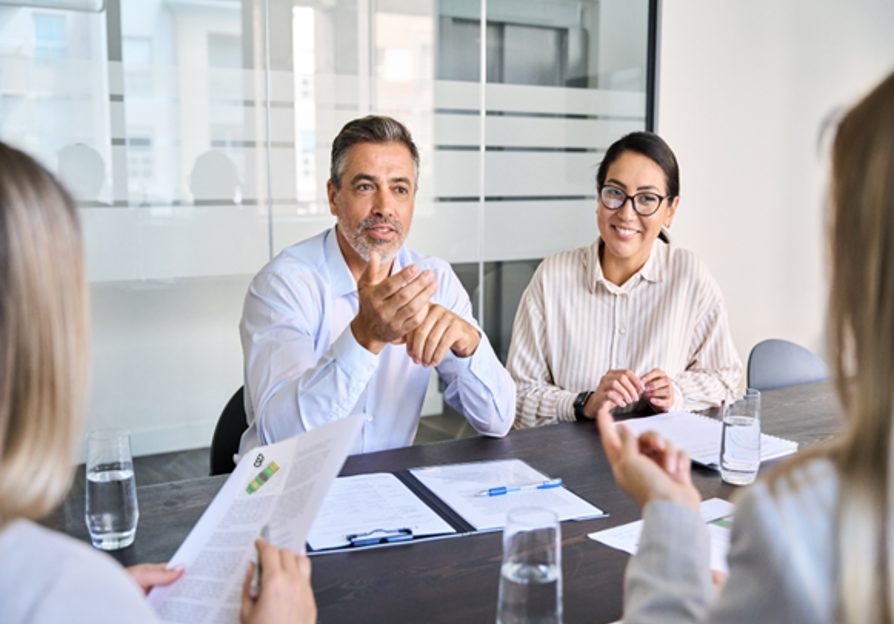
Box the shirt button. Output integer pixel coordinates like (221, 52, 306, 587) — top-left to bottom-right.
(366, 415, 373, 422)
(367, 365, 374, 373)
(619, 328, 626, 335)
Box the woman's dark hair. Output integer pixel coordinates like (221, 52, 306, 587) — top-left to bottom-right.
(596, 132, 680, 200)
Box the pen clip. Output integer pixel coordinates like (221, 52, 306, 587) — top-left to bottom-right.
(346, 527, 413, 547)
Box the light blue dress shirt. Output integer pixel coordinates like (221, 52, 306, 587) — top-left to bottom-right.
(238, 228, 515, 457)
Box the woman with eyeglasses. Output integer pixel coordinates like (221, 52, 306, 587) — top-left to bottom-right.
(0, 143, 316, 624)
(598, 69, 894, 624)
(507, 132, 742, 428)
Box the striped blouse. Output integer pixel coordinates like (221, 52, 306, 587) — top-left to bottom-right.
(507, 235, 743, 428)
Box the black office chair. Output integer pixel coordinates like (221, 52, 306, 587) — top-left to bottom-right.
(209, 386, 248, 476)
(747, 339, 830, 391)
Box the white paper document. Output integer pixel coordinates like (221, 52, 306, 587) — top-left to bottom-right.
(409, 459, 605, 531)
(306, 472, 456, 550)
(588, 498, 735, 574)
(618, 411, 798, 468)
(147, 413, 365, 624)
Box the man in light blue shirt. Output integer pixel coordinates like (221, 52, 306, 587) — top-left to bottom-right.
(238, 115, 515, 456)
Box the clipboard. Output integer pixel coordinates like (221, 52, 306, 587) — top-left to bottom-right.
(306, 459, 604, 554)
(305, 469, 477, 553)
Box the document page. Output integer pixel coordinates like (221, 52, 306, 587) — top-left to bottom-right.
(619, 411, 798, 467)
(410, 459, 604, 531)
(306, 473, 456, 550)
(147, 413, 365, 624)
(588, 498, 734, 574)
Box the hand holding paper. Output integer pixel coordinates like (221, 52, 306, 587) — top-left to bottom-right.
(147, 413, 366, 624)
(240, 538, 316, 624)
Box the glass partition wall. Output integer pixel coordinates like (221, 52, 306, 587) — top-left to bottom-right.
(0, 0, 652, 458)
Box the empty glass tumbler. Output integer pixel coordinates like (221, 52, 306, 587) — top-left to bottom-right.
(85, 429, 139, 550)
(721, 388, 762, 486)
(496, 507, 563, 624)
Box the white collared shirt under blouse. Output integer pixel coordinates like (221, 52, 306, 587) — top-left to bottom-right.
(507, 234, 742, 428)
(238, 228, 515, 457)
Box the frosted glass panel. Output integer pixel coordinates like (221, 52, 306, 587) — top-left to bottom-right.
(483, 200, 598, 262)
(485, 152, 597, 197)
(434, 79, 481, 109)
(432, 150, 481, 197)
(485, 116, 642, 150)
(434, 113, 480, 146)
(88, 276, 249, 458)
(409, 200, 480, 264)
(80, 205, 269, 282)
(486, 83, 646, 116)
(0, 0, 652, 455)
(0, 1, 273, 456)
(480, 0, 650, 362)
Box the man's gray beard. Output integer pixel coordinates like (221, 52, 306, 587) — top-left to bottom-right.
(345, 216, 404, 264)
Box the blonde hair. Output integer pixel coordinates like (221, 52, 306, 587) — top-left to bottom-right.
(826, 70, 894, 624)
(0, 143, 89, 528)
(768, 70, 894, 623)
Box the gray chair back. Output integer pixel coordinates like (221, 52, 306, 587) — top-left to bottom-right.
(746, 339, 829, 391)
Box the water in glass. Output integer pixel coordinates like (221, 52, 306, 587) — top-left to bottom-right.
(720, 415, 761, 485)
(497, 507, 562, 624)
(497, 561, 562, 624)
(86, 462, 139, 549)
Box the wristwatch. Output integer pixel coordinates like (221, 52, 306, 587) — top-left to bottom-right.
(573, 391, 594, 421)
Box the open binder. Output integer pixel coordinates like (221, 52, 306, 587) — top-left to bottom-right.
(306, 458, 605, 553)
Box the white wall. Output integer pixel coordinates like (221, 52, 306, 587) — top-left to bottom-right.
(657, 0, 894, 373)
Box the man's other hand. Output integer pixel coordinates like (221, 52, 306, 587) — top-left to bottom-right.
(403, 303, 480, 367)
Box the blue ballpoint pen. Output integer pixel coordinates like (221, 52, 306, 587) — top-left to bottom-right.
(476, 477, 563, 497)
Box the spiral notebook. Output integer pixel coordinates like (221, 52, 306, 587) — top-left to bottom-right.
(618, 411, 798, 469)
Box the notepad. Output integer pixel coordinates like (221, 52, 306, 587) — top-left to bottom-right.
(618, 411, 798, 468)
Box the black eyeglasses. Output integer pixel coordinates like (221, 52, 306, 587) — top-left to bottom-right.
(599, 185, 666, 217)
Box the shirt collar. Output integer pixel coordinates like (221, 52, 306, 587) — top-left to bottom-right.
(586, 229, 671, 293)
(324, 227, 409, 298)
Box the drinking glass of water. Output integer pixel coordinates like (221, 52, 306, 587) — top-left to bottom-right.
(85, 429, 139, 550)
(496, 507, 562, 624)
(721, 388, 761, 486)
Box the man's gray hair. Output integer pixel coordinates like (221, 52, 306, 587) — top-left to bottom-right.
(329, 115, 419, 189)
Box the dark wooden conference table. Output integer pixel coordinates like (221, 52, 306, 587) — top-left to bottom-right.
(43, 381, 839, 623)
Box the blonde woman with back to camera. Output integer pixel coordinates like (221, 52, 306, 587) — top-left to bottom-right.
(596, 69, 894, 623)
(0, 143, 316, 624)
